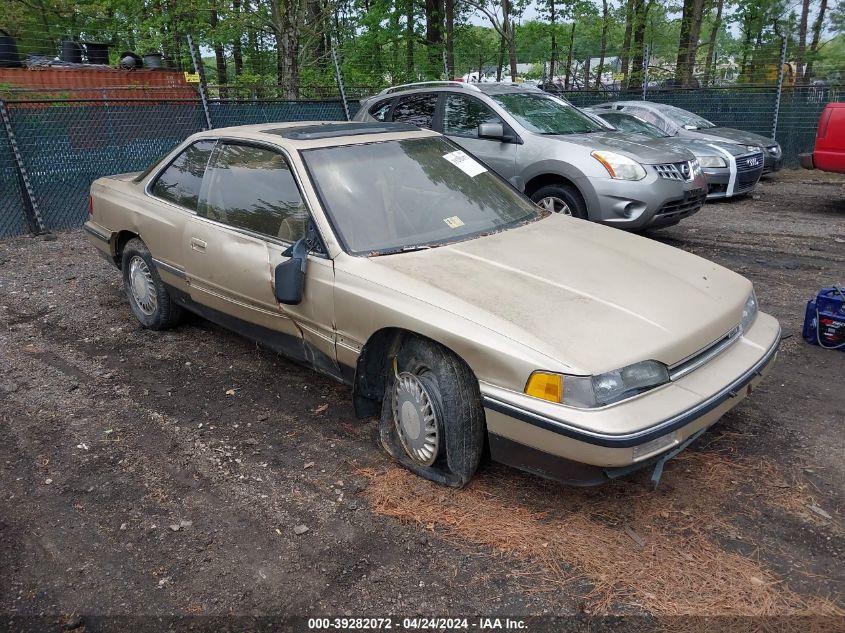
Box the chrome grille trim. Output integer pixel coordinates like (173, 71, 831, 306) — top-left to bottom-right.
(669, 325, 742, 380)
(655, 161, 693, 182)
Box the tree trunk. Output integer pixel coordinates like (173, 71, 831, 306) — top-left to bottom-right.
(564, 21, 575, 89)
(445, 0, 454, 78)
(270, 0, 301, 99)
(683, 0, 705, 85)
(795, 0, 810, 84)
(674, 0, 694, 85)
(620, 0, 635, 86)
(595, 0, 608, 89)
(803, 0, 828, 84)
(629, 0, 650, 91)
(549, 0, 557, 81)
(406, 0, 415, 80)
(496, 32, 504, 81)
(424, 0, 443, 78)
(210, 10, 228, 87)
(232, 0, 244, 77)
(703, 0, 723, 86)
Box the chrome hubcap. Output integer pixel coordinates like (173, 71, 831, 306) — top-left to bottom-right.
(392, 372, 439, 466)
(538, 196, 572, 216)
(128, 256, 157, 316)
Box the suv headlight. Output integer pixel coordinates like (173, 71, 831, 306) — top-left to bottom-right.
(698, 155, 727, 168)
(525, 360, 670, 408)
(591, 150, 647, 181)
(740, 290, 758, 333)
(767, 144, 781, 157)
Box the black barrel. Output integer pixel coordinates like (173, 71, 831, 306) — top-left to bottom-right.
(0, 30, 22, 67)
(61, 40, 83, 63)
(143, 52, 164, 70)
(84, 42, 110, 65)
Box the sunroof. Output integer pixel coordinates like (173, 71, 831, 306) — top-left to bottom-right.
(264, 122, 419, 140)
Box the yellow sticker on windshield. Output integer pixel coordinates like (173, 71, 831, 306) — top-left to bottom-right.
(443, 216, 465, 228)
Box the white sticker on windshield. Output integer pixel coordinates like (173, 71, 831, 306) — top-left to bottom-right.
(443, 150, 487, 177)
(443, 216, 465, 229)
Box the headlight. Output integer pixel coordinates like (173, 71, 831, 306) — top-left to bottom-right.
(591, 150, 647, 181)
(690, 158, 702, 176)
(525, 360, 670, 408)
(767, 144, 781, 157)
(698, 155, 727, 168)
(740, 290, 758, 333)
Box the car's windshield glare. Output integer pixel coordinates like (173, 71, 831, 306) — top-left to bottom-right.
(600, 113, 668, 138)
(653, 104, 716, 129)
(302, 137, 543, 256)
(493, 94, 604, 135)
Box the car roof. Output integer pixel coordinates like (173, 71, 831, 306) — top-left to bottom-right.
(371, 81, 543, 100)
(191, 121, 440, 149)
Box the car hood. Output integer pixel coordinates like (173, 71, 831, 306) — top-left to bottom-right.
(543, 131, 693, 164)
(691, 127, 775, 147)
(369, 215, 751, 375)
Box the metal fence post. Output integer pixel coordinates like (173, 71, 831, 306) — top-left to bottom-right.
(332, 45, 351, 122)
(772, 36, 787, 140)
(642, 44, 650, 101)
(0, 99, 46, 235)
(187, 34, 213, 130)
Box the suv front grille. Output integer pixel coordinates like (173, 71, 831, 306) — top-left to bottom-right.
(655, 161, 693, 181)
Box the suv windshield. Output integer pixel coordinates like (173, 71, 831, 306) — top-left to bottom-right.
(492, 93, 604, 135)
(652, 104, 716, 129)
(598, 112, 668, 138)
(302, 137, 542, 256)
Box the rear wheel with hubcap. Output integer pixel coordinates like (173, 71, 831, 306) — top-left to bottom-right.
(531, 183, 588, 220)
(379, 336, 485, 487)
(121, 238, 185, 330)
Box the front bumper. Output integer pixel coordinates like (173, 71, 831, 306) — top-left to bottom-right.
(763, 152, 783, 173)
(585, 169, 707, 230)
(481, 312, 781, 484)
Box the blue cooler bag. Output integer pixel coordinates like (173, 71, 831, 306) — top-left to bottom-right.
(803, 287, 845, 351)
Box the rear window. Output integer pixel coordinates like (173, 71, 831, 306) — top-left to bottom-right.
(150, 140, 216, 211)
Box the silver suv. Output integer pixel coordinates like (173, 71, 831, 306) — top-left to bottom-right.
(354, 82, 707, 230)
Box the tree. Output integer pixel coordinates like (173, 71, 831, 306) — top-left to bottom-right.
(465, 0, 518, 80)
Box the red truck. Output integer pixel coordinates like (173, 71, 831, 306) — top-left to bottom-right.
(800, 102, 845, 173)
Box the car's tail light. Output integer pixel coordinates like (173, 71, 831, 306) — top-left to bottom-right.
(88, 194, 94, 219)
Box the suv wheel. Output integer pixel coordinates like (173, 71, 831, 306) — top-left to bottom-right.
(531, 184, 588, 220)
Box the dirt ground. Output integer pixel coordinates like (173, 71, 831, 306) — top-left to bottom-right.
(1, 169, 844, 630)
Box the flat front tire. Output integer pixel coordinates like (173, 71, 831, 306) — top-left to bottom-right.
(379, 336, 485, 487)
(121, 238, 184, 330)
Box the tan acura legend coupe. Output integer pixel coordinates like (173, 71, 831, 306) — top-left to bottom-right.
(85, 122, 781, 487)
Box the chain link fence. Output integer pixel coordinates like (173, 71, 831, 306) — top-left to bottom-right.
(0, 76, 839, 239)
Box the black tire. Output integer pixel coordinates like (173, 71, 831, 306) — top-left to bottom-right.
(379, 336, 485, 488)
(531, 183, 588, 220)
(121, 238, 185, 330)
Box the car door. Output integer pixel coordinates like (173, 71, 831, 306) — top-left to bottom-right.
(440, 93, 518, 181)
(184, 140, 336, 369)
(144, 139, 216, 291)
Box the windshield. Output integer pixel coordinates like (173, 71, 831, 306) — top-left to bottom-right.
(598, 112, 668, 138)
(492, 93, 604, 135)
(302, 137, 542, 256)
(652, 103, 716, 129)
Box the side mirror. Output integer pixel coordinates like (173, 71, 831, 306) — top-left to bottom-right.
(478, 122, 506, 141)
(274, 238, 308, 305)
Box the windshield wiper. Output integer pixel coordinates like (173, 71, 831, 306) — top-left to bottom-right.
(369, 244, 434, 256)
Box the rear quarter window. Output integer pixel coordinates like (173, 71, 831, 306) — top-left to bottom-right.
(150, 140, 216, 211)
(368, 99, 393, 122)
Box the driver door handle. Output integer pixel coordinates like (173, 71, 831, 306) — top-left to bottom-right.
(190, 237, 207, 252)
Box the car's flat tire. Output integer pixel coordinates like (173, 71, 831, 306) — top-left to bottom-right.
(121, 238, 185, 330)
(531, 183, 588, 220)
(379, 336, 485, 488)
